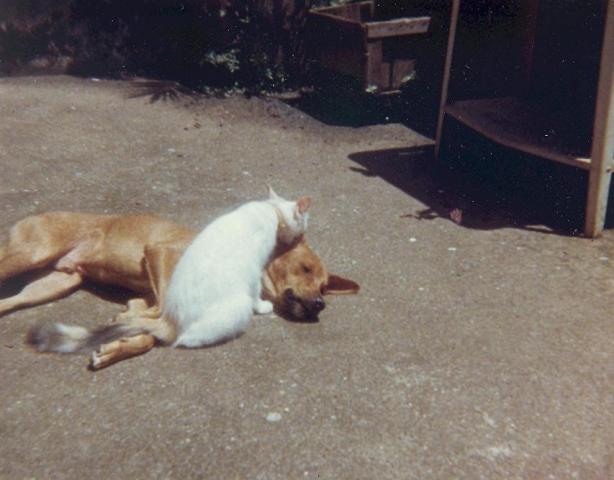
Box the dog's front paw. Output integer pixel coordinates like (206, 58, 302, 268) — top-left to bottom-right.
(254, 299, 274, 315)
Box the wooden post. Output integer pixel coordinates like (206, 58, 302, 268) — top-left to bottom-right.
(434, 0, 461, 158)
(585, 0, 614, 237)
(365, 39, 385, 90)
(518, 0, 540, 94)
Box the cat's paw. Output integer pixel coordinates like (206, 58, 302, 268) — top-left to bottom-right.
(254, 299, 274, 315)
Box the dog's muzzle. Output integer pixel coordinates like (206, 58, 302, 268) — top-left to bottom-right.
(282, 288, 325, 320)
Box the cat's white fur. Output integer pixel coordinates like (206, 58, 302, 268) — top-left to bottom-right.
(164, 188, 311, 348)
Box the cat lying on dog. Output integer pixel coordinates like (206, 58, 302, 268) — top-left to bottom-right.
(28, 188, 312, 364)
(165, 188, 313, 347)
(0, 189, 359, 368)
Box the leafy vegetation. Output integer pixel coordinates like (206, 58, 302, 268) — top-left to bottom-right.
(0, 0, 353, 94)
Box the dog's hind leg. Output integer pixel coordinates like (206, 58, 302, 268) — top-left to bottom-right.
(89, 333, 155, 370)
(0, 271, 83, 316)
(115, 244, 185, 322)
(144, 243, 185, 311)
(90, 313, 177, 369)
(0, 215, 71, 282)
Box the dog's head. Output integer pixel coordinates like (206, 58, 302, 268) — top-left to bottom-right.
(263, 239, 360, 321)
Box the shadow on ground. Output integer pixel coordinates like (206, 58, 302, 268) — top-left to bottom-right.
(285, 79, 438, 135)
(0, 270, 135, 309)
(348, 122, 614, 235)
(125, 79, 204, 104)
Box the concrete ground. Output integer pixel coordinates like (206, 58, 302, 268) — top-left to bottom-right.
(0, 75, 612, 479)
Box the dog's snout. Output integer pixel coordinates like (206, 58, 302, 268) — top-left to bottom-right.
(311, 297, 325, 313)
(283, 288, 296, 301)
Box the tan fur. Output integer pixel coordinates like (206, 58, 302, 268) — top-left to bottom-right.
(1, 212, 359, 369)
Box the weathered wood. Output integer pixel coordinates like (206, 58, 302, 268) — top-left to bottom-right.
(307, 0, 431, 93)
(437, 0, 614, 237)
(445, 97, 594, 170)
(312, 1, 374, 22)
(307, 11, 364, 38)
(365, 16, 431, 39)
(435, 0, 460, 158)
(306, 10, 366, 80)
(518, 0, 541, 93)
(585, 0, 614, 237)
(390, 58, 416, 89)
(365, 40, 385, 90)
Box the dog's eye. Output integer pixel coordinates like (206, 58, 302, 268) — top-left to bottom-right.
(301, 265, 312, 274)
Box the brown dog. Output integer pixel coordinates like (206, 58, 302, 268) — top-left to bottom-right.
(0, 211, 359, 367)
(264, 239, 359, 320)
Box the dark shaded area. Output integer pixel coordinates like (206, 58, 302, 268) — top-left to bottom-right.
(290, 0, 453, 134)
(328, 0, 611, 237)
(0, 0, 450, 120)
(0, 0, 316, 93)
(1, 1, 609, 236)
(81, 280, 138, 306)
(527, 0, 606, 145)
(286, 75, 409, 128)
(289, 1, 529, 136)
(0, 269, 135, 308)
(349, 119, 614, 235)
(274, 304, 320, 323)
(66, 0, 291, 92)
(125, 78, 203, 104)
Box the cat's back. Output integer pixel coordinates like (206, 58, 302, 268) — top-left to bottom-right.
(183, 200, 275, 261)
(199, 200, 272, 238)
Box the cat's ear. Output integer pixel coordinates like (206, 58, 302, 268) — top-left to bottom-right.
(267, 185, 280, 200)
(296, 196, 312, 215)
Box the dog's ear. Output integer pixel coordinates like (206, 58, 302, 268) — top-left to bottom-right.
(296, 196, 312, 215)
(267, 185, 280, 200)
(323, 274, 360, 295)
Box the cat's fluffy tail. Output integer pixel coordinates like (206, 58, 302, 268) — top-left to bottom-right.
(26, 322, 148, 354)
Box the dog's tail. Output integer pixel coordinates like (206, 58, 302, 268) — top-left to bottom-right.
(26, 322, 148, 354)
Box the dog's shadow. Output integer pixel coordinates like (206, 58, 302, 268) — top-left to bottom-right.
(0, 270, 135, 308)
(273, 305, 320, 324)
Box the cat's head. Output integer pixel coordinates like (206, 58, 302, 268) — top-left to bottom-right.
(267, 186, 311, 245)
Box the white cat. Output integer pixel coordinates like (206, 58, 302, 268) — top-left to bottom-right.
(164, 187, 311, 348)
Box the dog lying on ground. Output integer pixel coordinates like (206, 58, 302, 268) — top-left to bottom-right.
(0, 211, 359, 367)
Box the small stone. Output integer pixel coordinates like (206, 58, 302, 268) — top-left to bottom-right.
(266, 412, 282, 423)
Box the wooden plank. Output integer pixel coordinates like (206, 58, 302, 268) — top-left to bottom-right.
(318, 47, 365, 80)
(311, 1, 374, 22)
(445, 97, 595, 170)
(306, 10, 366, 81)
(585, 0, 614, 237)
(435, 0, 461, 158)
(365, 40, 385, 90)
(365, 16, 431, 39)
(518, 0, 540, 93)
(308, 1, 427, 92)
(390, 58, 416, 89)
(307, 11, 364, 38)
